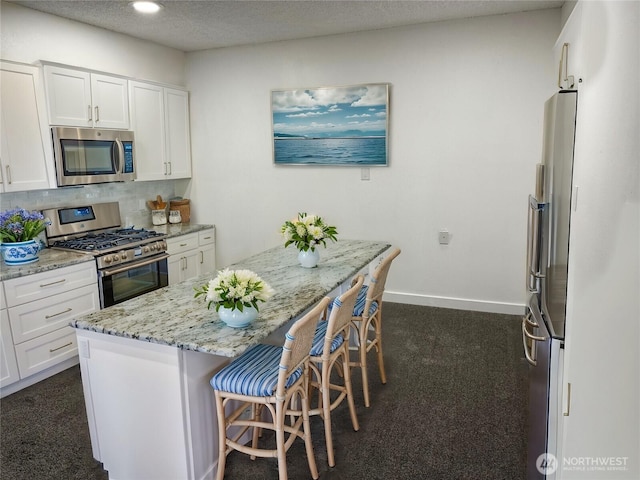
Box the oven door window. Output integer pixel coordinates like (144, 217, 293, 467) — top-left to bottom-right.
(101, 257, 168, 308)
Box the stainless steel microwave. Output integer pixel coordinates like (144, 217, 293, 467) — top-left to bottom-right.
(52, 126, 136, 187)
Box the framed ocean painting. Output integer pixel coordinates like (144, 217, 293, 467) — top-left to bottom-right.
(271, 83, 389, 166)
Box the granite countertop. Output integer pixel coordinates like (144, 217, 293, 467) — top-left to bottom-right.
(0, 224, 214, 283)
(0, 248, 95, 282)
(136, 222, 214, 239)
(71, 239, 391, 357)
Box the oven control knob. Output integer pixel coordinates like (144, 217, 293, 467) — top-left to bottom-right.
(121, 253, 128, 260)
(143, 246, 150, 253)
(150, 244, 156, 251)
(104, 256, 112, 264)
(112, 254, 120, 263)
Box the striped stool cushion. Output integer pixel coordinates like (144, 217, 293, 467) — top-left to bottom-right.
(211, 343, 302, 397)
(310, 319, 345, 357)
(328, 285, 379, 317)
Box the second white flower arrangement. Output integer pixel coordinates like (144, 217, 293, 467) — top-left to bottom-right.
(194, 268, 274, 312)
(281, 212, 338, 252)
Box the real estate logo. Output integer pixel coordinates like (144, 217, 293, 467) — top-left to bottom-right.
(537, 453, 558, 475)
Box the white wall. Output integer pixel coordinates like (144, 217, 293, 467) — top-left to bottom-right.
(561, 1, 639, 478)
(186, 9, 560, 313)
(0, 1, 185, 86)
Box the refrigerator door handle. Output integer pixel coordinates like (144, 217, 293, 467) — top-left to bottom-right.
(526, 195, 546, 292)
(522, 312, 545, 366)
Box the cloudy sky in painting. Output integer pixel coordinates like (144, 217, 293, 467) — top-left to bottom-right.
(272, 84, 388, 138)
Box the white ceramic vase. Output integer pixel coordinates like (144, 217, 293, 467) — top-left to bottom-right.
(217, 305, 258, 328)
(1, 239, 41, 266)
(298, 248, 320, 268)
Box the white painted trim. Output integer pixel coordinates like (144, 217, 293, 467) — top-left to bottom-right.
(383, 291, 526, 316)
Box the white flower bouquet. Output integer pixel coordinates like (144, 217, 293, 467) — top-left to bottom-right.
(281, 212, 338, 252)
(194, 268, 274, 312)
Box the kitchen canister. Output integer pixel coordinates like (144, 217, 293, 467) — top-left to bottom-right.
(151, 209, 167, 225)
(169, 210, 182, 224)
(169, 199, 190, 223)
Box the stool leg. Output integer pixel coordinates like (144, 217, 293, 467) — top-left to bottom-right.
(301, 387, 319, 479)
(359, 318, 371, 408)
(214, 392, 228, 480)
(275, 402, 288, 480)
(375, 311, 387, 385)
(342, 347, 359, 431)
(322, 361, 336, 467)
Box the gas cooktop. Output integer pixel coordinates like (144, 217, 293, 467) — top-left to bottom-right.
(50, 228, 165, 254)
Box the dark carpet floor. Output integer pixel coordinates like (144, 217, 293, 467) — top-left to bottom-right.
(0, 303, 528, 480)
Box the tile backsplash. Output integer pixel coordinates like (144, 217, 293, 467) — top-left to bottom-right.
(0, 179, 191, 230)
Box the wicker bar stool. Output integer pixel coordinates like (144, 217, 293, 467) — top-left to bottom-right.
(210, 297, 329, 480)
(349, 248, 401, 407)
(308, 275, 365, 467)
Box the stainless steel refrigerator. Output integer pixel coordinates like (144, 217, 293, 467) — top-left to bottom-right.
(523, 90, 577, 479)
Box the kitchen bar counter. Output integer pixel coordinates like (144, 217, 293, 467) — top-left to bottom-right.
(71, 239, 389, 357)
(72, 239, 390, 480)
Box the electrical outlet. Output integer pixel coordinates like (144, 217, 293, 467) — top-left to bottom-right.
(361, 168, 370, 181)
(438, 230, 450, 245)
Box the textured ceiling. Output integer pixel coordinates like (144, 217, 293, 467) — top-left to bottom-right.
(9, 0, 564, 52)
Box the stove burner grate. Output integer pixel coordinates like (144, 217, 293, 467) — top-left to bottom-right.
(51, 228, 164, 252)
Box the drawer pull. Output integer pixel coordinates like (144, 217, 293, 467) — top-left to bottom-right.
(40, 278, 66, 288)
(180, 243, 188, 247)
(50, 342, 73, 353)
(202, 236, 212, 240)
(45, 307, 73, 319)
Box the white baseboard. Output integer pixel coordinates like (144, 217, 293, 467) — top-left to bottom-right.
(0, 356, 79, 398)
(383, 291, 526, 316)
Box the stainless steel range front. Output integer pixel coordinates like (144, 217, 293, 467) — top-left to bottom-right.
(44, 202, 168, 308)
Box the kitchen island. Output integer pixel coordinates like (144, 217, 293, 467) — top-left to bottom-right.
(71, 239, 390, 480)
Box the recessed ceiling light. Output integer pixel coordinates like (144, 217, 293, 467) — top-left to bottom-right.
(131, 1, 162, 14)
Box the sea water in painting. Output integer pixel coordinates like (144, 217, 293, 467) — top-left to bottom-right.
(272, 84, 389, 165)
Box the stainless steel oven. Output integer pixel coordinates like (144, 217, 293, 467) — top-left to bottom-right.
(44, 202, 168, 309)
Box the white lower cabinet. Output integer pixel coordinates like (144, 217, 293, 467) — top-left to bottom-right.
(0, 285, 20, 388)
(167, 228, 216, 285)
(1, 261, 99, 397)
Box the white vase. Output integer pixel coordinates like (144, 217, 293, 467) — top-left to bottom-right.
(217, 305, 258, 328)
(1, 239, 41, 266)
(298, 248, 320, 268)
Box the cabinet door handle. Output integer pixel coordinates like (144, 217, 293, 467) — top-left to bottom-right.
(5, 166, 11, 184)
(95, 106, 100, 122)
(88, 105, 92, 121)
(45, 307, 72, 319)
(200, 251, 203, 264)
(40, 278, 66, 288)
(167, 162, 172, 175)
(50, 342, 73, 353)
(164, 162, 168, 175)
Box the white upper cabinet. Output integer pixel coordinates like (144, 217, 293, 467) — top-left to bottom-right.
(0, 61, 56, 192)
(44, 65, 129, 129)
(129, 81, 192, 180)
(129, 81, 166, 180)
(164, 88, 192, 179)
